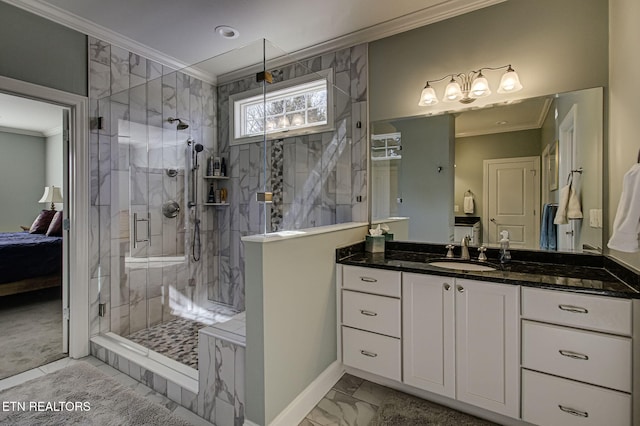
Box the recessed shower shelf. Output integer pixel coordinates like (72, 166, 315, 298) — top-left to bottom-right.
(204, 175, 229, 179)
(204, 203, 230, 206)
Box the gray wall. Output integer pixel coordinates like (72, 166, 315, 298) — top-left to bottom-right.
(0, 131, 46, 232)
(455, 129, 542, 223)
(0, 2, 87, 96)
(393, 114, 455, 242)
(369, 0, 608, 121)
(46, 131, 64, 210)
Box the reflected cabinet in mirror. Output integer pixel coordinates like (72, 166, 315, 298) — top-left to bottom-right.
(371, 87, 603, 253)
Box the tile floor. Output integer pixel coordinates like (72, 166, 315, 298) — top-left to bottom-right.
(0, 356, 213, 426)
(300, 373, 391, 426)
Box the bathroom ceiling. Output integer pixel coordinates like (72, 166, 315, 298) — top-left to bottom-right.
(0, 93, 63, 136)
(8, 0, 505, 76)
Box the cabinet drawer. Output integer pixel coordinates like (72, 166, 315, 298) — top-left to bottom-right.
(522, 320, 632, 392)
(522, 369, 631, 426)
(342, 290, 401, 338)
(522, 287, 632, 335)
(342, 326, 401, 381)
(342, 265, 400, 298)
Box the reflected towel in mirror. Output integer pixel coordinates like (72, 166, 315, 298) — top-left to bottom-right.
(608, 163, 640, 252)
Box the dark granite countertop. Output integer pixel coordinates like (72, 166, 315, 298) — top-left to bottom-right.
(337, 241, 640, 299)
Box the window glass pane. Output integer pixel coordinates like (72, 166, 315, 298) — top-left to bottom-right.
(285, 95, 305, 112)
(266, 99, 284, 115)
(245, 104, 264, 120)
(307, 107, 327, 123)
(307, 90, 326, 108)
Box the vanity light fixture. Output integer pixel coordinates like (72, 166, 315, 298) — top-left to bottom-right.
(418, 65, 523, 106)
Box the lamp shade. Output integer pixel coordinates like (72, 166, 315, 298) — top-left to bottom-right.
(443, 79, 463, 102)
(418, 84, 438, 106)
(497, 68, 523, 93)
(39, 186, 63, 210)
(469, 74, 491, 98)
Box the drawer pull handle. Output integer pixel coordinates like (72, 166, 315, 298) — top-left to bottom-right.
(558, 405, 589, 418)
(360, 277, 378, 283)
(559, 350, 589, 360)
(360, 350, 378, 358)
(558, 304, 588, 314)
(360, 310, 378, 317)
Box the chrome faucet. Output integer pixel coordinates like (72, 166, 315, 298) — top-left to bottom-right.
(460, 235, 470, 260)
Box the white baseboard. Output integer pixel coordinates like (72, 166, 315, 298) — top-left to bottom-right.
(243, 420, 261, 426)
(268, 361, 345, 426)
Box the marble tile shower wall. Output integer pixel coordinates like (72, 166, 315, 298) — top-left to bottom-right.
(88, 37, 218, 338)
(212, 44, 369, 310)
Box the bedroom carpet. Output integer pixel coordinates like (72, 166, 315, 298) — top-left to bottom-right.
(0, 361, 191, 426)
(0, 288, 64, 380)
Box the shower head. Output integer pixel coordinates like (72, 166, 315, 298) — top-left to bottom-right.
(194, 143, 204, 153)
(168, 117, 189, 130)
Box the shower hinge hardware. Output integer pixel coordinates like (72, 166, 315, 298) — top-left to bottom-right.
(256, 191, 273, 203)
(98, 303, 106, 317)
(97, 116, 104, 130)
(63, 307, 70, 320)
(356, 121, 362, 128)
(63, 218, 70, 231)
(256, 71, 273, 84)
(356, 195, 362, 202)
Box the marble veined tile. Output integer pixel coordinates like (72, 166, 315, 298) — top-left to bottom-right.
(332, 374, 364, 396)
(306, 389, 376, 426)
(352, 380, 390, 408)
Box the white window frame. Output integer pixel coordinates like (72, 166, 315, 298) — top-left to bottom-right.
(230, 68, 334, 145)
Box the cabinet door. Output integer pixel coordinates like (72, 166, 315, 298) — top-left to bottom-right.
(402, 273, 455, 398)
(455, 278, 520, 418)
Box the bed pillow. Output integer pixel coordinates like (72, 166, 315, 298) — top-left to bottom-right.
(46, 210, 63, 237)
(29, 209, 56, 234)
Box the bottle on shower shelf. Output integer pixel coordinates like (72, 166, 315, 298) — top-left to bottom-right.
(221, 157, 227, 177)
(213, 157, 221, 176)
(207, 183, 215, 203)
(207, 156, 214, 176)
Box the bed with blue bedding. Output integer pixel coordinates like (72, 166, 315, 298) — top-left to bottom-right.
(0, 232, 62, 296)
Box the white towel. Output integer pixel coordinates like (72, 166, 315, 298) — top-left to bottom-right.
(608, 164, 640, 252)
(554, 184, 571, 225)
(463, 195, 474, 214)
(567, 186, 583, 219)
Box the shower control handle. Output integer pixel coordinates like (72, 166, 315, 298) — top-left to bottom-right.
(133, 213, 151, 248)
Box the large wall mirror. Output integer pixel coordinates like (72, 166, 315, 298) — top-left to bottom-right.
(371, 87, 603, 253)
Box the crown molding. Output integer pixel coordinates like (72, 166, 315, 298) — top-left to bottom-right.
(4, 0, 504, 85)
(43, 125, 63, 137)
(1, 0, 216, 84)
(217, 0, 506, 84)
(0, 125, 44, 137)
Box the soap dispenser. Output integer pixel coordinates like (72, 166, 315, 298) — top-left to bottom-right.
(499, 230, 511, 263)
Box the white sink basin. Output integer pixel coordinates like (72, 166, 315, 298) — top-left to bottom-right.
(429, 260, 497, 272)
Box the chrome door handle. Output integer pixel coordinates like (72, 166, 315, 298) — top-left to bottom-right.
(360, 310, 378, 317)
(559, 350, 589, 360)
(490, 218, 497, 223)
(359, 277, 377, 283)
(558, 405, 588, 418)
(443, 283, 451, 291)
(360, 350, 378, 358)
(558, 304, 588, 314)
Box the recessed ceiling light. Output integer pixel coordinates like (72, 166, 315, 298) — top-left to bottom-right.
(215, 25, 239, 39)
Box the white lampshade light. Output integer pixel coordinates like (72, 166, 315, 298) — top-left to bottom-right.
(39, 186, 63, 210)
(497, 66, 523, 93)
(443, 79, 463, 102)
(469, 72, 491, 98)
(418, 83, 439, 106)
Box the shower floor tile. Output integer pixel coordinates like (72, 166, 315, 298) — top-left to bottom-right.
(127, 318, 206, 369)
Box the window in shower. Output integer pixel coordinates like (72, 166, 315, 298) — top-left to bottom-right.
(230, 69, 334, 144)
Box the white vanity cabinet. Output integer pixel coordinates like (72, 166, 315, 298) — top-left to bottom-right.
(340, 265, 402, 381)
(521, 287, 633, 426)
(402, 273, 520, 418)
